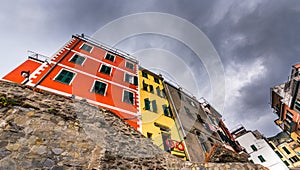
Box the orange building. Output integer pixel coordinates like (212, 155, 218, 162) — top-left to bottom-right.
(2, 34, 141, 130)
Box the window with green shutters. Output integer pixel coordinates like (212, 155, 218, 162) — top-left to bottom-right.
(283, 146, 291, 154)
(99, 64, 112, 75)
(70, 54, 85, 65)
(284, 160, 289, 166)
(80, 44, 93, 52)
(149, 85, 154, 94)
(152, 100, 157, 113)
(258, 155, 266, 162)
(142, 81, 148, 91)
(105, 53, 115, 62)
(142, 71, 148, 78)
(55, 70, 75, 84)
(154, 77, 160, 84)
(123, 90, 134, 104)
(92, 81, 107, 96)
(250, 144, 257, 151)
(163, 105, 170, 117)
(144, 98, 150, 110)
(156, 87, 161, 97)
(274, 151, 282, 158)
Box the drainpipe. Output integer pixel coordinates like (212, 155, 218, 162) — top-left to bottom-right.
(164, 83, 191, 161)
(34, 35, 82, 87)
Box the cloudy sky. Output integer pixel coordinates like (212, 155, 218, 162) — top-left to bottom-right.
(1, 0, 300, 137)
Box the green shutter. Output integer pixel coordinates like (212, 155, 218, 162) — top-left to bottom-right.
(152, 100, 157, 112)
(55, 70, 75, 84)
(144, 98, 150, 110)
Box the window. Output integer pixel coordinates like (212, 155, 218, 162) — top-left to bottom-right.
(152, 100, 157, 113)
(295, 99, 300, 111)
(197, 114, 204, 123)
(147, 132, 152, 139)
(250, 145, 257, 151)
(275, 151, 283, 158)
(178, 91, 184, 101)
(201, 142, 209, 153)
(149, 85, 154, 94)
(80, 44, 93, 52)
(249, 160, 254, 164)
(184, 106, 193, 118)
(125, 61, 134, 70)
(283, 146, 291, 154)
(269, 143, 276, 150)
(290, 156, 300, 163)
(124, 73, 134, 84)
(105, 53, 115, 62)
(92, 81, 107, 96)
(154, 77, 160, 84)
(142, 71, 148, 78)
(142, 81, 148, 91)
(123, 90, 134, 104)
(70, 54, 85, 65)
(144, 98, 150, 110)
(156, 87, 161, 97)
(283, 160, 289, 166)
(163, 105, 170, 117)
(258, 155, 266, 163)
(99, 64, 112, 75)
(54, 70, 75, 85)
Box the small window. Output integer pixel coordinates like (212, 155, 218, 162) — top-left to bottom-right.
(249, 160, 254, 163)
(156, 87, 161, 97)
(283, 146, 291, 154)
(105, 53, 115, 62)
(290, 156, 300, 163)
(125, 61, 134, 70)
(197, 114, 204, 123)
(152, 100, 157, 113)
(92, 81, 107, 96)
(283, 160, 289, 166)
(142, 81, 148, 91)
(163, 105, 170, 117)
(144, 98, 150, 110)
(149, 85, 154, 94)
(99, 64, 112, 75)
(70, 54, 85, 65)
(55, 70, 75, 85)
(275, 151, 283, 158)
(123, 90, 134, 104)
(124, 73, 134, 84)
(269, 143, 276, 150)
(250, 145, 257, 151)
(147, 132, 152, 139)
(142, 71, 148, 78)
(80, 44, 93, 52)
(258, 155, 266, 163)
(154, 77, 160, 84)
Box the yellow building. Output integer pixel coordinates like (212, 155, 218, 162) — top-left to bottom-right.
(139, 68, 186, 159)
(269, 140, 300, 168)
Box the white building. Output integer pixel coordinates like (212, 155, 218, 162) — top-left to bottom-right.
(231, 126, 288, 170)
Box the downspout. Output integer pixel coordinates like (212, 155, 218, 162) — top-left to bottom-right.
(164, 83, 191, 161)
(34, 35, 82, 87)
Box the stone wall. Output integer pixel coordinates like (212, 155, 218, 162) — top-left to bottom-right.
(0, 80, 268, 170)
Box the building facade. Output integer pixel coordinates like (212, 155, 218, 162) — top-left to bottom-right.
(271, 63, 300, 143)
(231, 126, 288, 170)
(164, 82, 241, 162)
(2, 34, 141, 130)
(138, 68, 187, 159)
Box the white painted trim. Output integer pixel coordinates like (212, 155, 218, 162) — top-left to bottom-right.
(52, 62, 138, 93)
(122, 89, 134, 105)
(125, 60, 134, 70)
(99, 63, 112, 76)
(104, 51, 116, 62)
(68, 53, 87, 66)
(53, 68, 77, 85)
(65, 48, 136, 76)
(79, 43, 94, 53)
(90, 80, 108, 96)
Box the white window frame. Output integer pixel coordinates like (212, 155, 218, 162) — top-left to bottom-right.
(68, 53, 87, 66)
(90, 80, 108, 96)
(104, 52, 116, 62)
(124, 73, 134, 84)
(53, 69, 76, 85)
(99, 64, 112, 76)
(122, 89, 134, 105)
(125, 61, 134, 70)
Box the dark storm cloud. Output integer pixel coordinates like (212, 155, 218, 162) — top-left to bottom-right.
(1, 0, 299, 137)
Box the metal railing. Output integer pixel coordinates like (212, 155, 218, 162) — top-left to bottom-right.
(27, 50, 49, 62)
